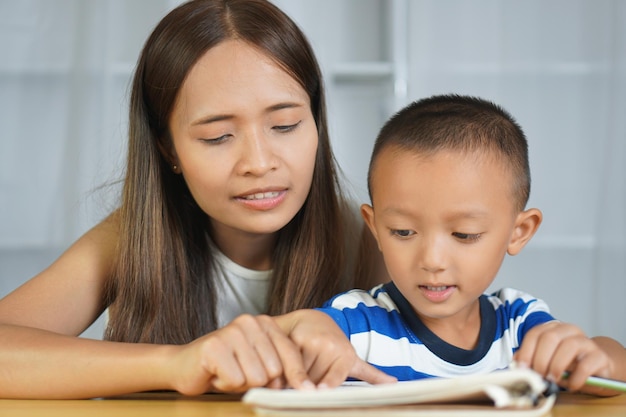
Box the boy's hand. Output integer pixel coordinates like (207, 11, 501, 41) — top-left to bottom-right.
(514, 321, 618, 395)
(275, 309, 397, 388)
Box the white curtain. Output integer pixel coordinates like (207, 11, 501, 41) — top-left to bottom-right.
(593, 0, 626, 341)
(1, 0, 624, 343)
(0, 0, 180, 250)
(0, 0, 178, 338)
(3, 1, 109, 249)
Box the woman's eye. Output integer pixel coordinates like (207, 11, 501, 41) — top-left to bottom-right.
(453, 232, 482, 242)
(390, 229, 415, 238)
(200, 134, 230, 144)
(273, 121, 301, 133)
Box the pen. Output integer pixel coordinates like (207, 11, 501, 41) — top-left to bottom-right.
(562, 372, 626, 393)
(509, 361, 626, 393)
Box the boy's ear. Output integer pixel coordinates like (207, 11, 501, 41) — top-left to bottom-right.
(507, 208, 543, 256)
(360, 203, 382, 251)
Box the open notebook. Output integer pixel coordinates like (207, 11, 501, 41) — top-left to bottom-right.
(242, 368, 556, 416)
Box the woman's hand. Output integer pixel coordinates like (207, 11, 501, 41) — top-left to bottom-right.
(169, 314, 312, 395)
(514, 321, 624, 396)
(275, 309, 397, 388)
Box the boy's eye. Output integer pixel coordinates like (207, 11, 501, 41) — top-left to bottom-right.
(273, 121, 301, 133)
(452, 232, 482, 242)
(390, 229, 415, 238)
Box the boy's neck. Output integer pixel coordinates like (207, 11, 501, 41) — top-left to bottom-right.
(417, 299, 482, 351)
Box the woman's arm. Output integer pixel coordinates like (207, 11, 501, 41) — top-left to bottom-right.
(0, 215, 317, 398)
(0, 324, 179, 399)
(0, 314, 315, 399)
(0, 213, 138, 398)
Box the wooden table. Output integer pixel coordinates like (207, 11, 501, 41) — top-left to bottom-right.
(0, 392, 624, 416)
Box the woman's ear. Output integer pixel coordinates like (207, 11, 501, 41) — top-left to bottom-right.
(507, 208, 543, 256)
(156, 137, 181, 173)
(360, 203, 382, 251)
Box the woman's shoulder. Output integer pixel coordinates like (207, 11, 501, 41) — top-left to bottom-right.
(42, 211, 120, 299)
(0, 211, 119, 335)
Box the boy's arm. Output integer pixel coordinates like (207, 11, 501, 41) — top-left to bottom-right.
(514, 321, 626, 396)
(590, 336, 626, 391)
(274, 309, 396, 387)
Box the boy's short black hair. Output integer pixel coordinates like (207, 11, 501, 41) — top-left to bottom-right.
(367, 94, 530, 211)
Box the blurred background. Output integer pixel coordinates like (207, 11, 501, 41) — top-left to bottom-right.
(1, 0, 624, 343)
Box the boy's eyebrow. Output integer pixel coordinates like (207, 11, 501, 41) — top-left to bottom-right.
(380, 207, 490, 219)
(445, 209, 490, 219)
(190, 102, 305, 126)
(380, 207, 412, 216)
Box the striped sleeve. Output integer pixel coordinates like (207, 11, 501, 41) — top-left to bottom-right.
(316, 286, 442, 380)
(316, 286, 397, 338)
(489, 288, 556, 349)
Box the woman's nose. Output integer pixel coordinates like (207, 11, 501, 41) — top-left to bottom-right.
(235, 128, 279, 176)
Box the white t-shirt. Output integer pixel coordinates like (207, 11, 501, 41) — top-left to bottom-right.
(213, 248, 272, 328)
(211, 198, 365, 328)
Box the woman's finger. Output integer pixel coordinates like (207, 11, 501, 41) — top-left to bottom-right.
(209, 316, 274, 391)
(349, 358, 397, 385)
(259, 315, 314, 390)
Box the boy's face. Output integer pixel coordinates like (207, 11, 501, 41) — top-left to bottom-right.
(362, 147, 539, 324)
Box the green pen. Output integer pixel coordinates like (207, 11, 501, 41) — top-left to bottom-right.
(562, 372, 626, 393)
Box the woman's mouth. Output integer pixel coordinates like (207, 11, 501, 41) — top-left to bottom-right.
(236, 190, 287, 210)
(241, 191, 281, 200)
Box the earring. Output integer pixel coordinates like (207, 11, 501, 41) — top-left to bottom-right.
(172, 164, 178, 172)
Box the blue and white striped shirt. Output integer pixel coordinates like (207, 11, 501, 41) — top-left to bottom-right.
(317, 283, 555, 381)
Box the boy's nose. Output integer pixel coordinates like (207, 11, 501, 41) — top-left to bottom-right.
(418, 235, 446, 273)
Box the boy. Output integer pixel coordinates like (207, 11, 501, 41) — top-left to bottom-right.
(315, 94, 626, 396)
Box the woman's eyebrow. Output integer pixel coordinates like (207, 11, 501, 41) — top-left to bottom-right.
(266, 101, 304, 112)
(191, 114, 234, 126)
(190, 102, 305, 126)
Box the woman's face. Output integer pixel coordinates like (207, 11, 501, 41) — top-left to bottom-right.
(168, 40, 318, 251)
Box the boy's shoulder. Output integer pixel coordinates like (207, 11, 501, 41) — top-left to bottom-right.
(486, 287, 553, 316)
(487, 287, 543, 304)
(322, 283, 397, 311)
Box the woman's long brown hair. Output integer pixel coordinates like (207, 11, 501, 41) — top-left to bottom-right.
(104, 0, 357, 344)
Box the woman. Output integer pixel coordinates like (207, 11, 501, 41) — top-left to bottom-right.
(0, 0, 390, 399)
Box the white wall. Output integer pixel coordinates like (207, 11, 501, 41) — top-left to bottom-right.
(278, 0, 626, 344)
(1, 0, 624, 344)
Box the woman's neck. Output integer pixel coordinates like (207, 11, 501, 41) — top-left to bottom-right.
(209, 225, 277, 271)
